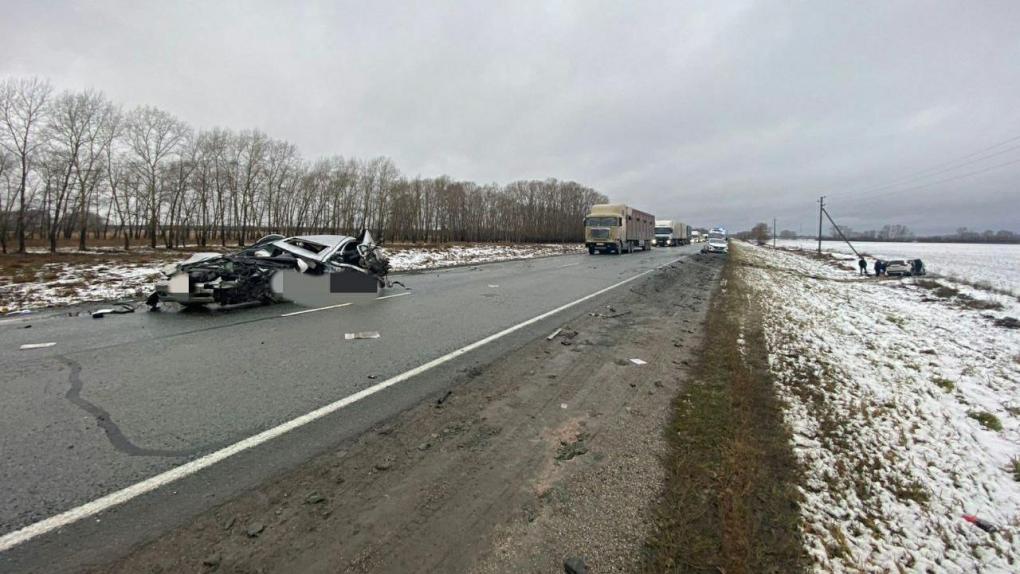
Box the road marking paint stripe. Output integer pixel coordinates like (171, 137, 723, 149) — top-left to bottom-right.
(0, 256, 683, 553)
(376, 292, 411, 301)
(279, 302, 352, 317)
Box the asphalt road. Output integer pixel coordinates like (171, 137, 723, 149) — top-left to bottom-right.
(0, 244, 702, 572)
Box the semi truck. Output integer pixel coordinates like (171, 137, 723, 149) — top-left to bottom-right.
(584, 203, 655, 254)
(691, 230, 702, 243)
(654, 220, 690, 246)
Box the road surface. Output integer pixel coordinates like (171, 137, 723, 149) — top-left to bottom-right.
(0, 244, 700, 572)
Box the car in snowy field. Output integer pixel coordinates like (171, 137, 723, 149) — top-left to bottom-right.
(703, 238, 728, 254)
(149, 231, 391, 308)
(885, 259, 926, 276)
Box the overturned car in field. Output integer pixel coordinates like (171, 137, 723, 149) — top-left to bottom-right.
(148, 231, 393, 309)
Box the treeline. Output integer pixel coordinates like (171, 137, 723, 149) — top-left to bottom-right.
(773, 225, 1020, 244)
(0, 76, 607, 253)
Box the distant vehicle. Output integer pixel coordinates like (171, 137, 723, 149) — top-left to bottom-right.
(654, 220, 690, 247)
(703, 238, 728, 254)
(708, 227, 727, 241)
(884, 259, 926, 276)
(690, 230, 702, 243)
(585, 203, 655, 254)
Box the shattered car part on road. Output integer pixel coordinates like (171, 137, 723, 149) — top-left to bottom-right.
(148, 230, 393, 309)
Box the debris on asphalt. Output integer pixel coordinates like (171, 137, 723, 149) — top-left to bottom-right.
(374, 460, 394, 471)
(564, 556, 588, 574)
(245, 522, 265, 537)
(344, 331, 381, 340)
(488, 284, 499, 288)
(304, 492, 326, 505)
(91, 302, 136, 319)
(560, 403, 568, 409)
(546, 328, 563, 340)
(629, 358, 647, 365)
(19, 342, 56, 350)
(436, 390, 453, 406)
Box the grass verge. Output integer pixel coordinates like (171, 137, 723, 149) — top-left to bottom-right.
(643, 246, 806, 573)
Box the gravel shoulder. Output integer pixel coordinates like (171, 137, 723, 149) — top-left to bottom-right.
(89, 253, 723, 574)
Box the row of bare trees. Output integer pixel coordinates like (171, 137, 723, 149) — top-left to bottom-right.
(1, 76, 607, 253)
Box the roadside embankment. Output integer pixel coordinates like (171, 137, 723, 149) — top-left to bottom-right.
(740, 242, 1020, 571)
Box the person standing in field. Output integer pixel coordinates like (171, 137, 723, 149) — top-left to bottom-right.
(873, 259, 883, 277)
(858, 257, 868, 276)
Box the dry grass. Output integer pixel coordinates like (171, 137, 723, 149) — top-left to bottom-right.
(643, 247, 805, 574)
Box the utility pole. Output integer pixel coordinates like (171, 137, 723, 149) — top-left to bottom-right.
(773, 217, 777, 248)
(817, 196, 825, 254)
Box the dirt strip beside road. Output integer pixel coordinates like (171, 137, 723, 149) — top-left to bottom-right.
(93, 253, 723, 574)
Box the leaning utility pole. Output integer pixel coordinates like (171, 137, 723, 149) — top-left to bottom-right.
(773, 217, 777, 248)
(817, 196, 825, 253)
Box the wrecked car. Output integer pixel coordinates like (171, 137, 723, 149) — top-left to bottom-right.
(148, 230, 392, 309)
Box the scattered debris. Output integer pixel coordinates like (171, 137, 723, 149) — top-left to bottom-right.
(304, 492, 326, 505)
(629, 358, 647, 365)
(19, 342, 56, 350)
(963, 514, 998, 533)
(487, 284, 500, 288)
(374, 460, 394, 471)
(344, 331, 381, 340)
(546, 328, 563, 340)
(202, 553, 222, 568)
(994, 316, 1019, 329)
(436, 390, 453, 406)
(245, 522, 265, 537)
(564, 556, 588, 574)
(91, 302, 135, 319)
(560, 403, 568, 409)
(556, 434, 590, 461)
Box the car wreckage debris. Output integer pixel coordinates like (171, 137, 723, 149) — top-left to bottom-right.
(147, 230, 397, 309)
(344, 331, 380, 340)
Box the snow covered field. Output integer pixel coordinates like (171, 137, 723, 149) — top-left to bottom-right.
(778, 239, 1020, 296)
(0, 243, 584, 311)
(739, 243, 1020, 572)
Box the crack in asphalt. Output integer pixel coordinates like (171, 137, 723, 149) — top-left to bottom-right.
(58, 355, 208, 458)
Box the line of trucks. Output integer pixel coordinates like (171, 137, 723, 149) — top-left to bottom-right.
(583, 203, 706, 254)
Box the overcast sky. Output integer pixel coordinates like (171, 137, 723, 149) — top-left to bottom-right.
(2, 0, 1019, 234)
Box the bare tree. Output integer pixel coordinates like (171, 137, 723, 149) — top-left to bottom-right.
(125, 106, 189, 248)
(0, 77, 53, 252)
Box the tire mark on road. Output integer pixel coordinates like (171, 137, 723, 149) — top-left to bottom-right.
(58, 356, 207, 458)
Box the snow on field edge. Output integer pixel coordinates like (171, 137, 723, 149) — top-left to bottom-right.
(739, 243, 1020, 572)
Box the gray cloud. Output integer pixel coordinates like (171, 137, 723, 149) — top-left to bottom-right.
(3, 0, 1019, 233)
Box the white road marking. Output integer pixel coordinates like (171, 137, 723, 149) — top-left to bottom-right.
(279, 302, 352, 317)
(19, 342, 56, 350)
(376, 292, 410, 301)
(0, 255, 684, 554)
(557, 262, 580, 269)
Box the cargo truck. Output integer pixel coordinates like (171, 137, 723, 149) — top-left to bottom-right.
(654, 220, 690, 246)
(584, 203, 655, 254)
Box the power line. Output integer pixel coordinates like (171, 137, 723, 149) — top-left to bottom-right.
(830, 132, 1020, 201)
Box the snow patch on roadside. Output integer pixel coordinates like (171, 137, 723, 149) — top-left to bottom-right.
(385, 243, 584, 271)
(739, 244, 1020, 572)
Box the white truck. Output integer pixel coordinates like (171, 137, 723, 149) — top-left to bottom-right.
(654, 220, 690, 246)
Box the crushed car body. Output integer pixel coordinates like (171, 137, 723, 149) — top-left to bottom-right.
(148, 230, 392, 308)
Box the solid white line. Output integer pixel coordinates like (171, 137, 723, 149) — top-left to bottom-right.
(0, 256, 681, 553)
(279, 302, 352, 317)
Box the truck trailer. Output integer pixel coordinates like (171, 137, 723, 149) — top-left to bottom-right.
(584, 203, 655, 254)
(654, 220, 690, 246)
